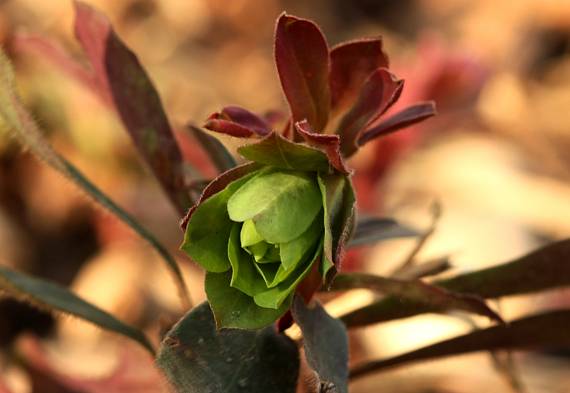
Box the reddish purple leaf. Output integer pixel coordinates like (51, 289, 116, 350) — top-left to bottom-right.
(204, 106, 270, 137)
(295, 120, 349, 174)
(350, 309, 570, 379)
(337, 68, 403, 157)
(204, 118, 255, 138)
(358, 101, 436, 146)
(73, 1, 190, 214)
(275, 13, 331, 131)
(180, 162, 260, 230)
(329, 38, 389, 111)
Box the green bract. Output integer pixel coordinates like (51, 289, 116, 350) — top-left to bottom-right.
(182, 134, 355, 329)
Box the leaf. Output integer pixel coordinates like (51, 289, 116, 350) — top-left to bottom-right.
(295, 120, 349, 174)
(205, 272, 290, 329)
(73, 1, 190, 214)
(318, 174, 346, 277)
(292, 296, 349, 393)
(228, 223, 267, 296)
(331, 273, 503, 324)
(280, 214, 322, 271)
(186, 125, 237, 173)
(329, 38, 389, 112)
(238, 132, 331, 172)
(357, 101, 437, 147)
(0, 265, 154, 354)
(341, 238, 570, 327)
(338, 68, 403, 157)
(349, 309, 570, 379)
(182, 170, 260, 272)
(349, 216, 420, 247)
(156, 302, 299, 393)
(205, 106, 271, 137)
(0, 50, 191, 309)
(275, 13, 331, 131)
(227, 170, 322, 243)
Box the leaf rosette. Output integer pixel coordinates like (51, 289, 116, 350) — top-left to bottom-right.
(181, 133, 355, 329)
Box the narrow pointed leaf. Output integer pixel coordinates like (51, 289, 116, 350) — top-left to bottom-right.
(187, 125, 237, 173)
(0, 265, 154, 354)
(358, 101, 436, 147)
(156, 302, 299, 393)
(205, 272, 290, 329)
(295, 120, 349, 174)
(350, 309, 570, 379)
(275, 13, 330, 131)
(341, 239, 570, 327)
(0, 50, 191, 309)
(238, 132, 331, 172)
(205, 106, 270, 137)
(338, 68, 403, 156)
(292, 296, 348, 393)
(332, 273, 503, 323)
(73, 1, 190, 213)
(330, 38, 389, 111)
(349, 216, 420, 247)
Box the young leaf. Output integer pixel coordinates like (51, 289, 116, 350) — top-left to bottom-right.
(0, 265, 154, 354)
(205, 106, 270, 137)
(331, 273, 503, 324)
(295, 120, 349, 174)
(329, 38, 389, 111)
(186, 125, 237, 173)
(349, 216, 420, 247)
(73, 1, 191, 214)
(341, 239, 570, 327)
(0, 50, 191, 309)
(157, 302, 299, 393)
(292, 296, 348, 393)
(275, 13, 331, 131)
(238, 132, 331, 172)
(228, 223, 267, 296)
(350, 309, 570, 379)
(357, 101, 436, 147)
(205, 272, 290, 329)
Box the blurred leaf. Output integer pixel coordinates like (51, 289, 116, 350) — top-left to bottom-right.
(338, 69, 402, 156)
(358, 101, 436, 147)
(238, 132, 330, 172)
(275, 13, 330, 131)
(0, 49, 191, 309)
(205, 106, 270, 137)
(73, 1, 191, 214)
(349, 216, 419, 247)
(332, 273, 503, 324)
(156, 302, 299, 393)
(350, 309, 570, 379)
(342, 239, 570, 327)
(329, 38, 389, 112)
(394, 256, 452, 280)
(292, 296, 348, 393)
(0, 266, 154, 354)
(186, 125, 236, 173)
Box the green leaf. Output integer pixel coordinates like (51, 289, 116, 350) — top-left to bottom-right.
(292, 296, 348, 393)
(182, 171, 259, 272)
(249, 242, 270, 261)
(227, 223, 267, 296)
(280, 213, 322, 271)
(240, 219, 264, 247)
(238, 132, 331, 172)
(341, 238, 570, 327)
(227, 170, 322, 243)
(350, 309, 570, 379)
(254, 262, 280, 287)
(0, 50, 191, 309)
(0, 265, 154, 354)
(156, 302, 299, 393)
(205, 271, 290, 329)
(254, 238, 323, 309)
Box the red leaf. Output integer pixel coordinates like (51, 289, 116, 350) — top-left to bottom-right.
(358, 101, 436, 146)
(274, 13, 331, 131)
(329, 38, 389, 111)
(180, 162, 260, 230)
(337, 68, 403, 157)
(73, 1, 190, 214)
(295, 120, 349, 174)
(204, 106, 270, 137)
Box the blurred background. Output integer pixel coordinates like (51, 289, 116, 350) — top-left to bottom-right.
(1, 0, 570, 392)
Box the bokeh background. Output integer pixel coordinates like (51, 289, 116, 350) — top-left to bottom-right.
(1, 0, 570, 392)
